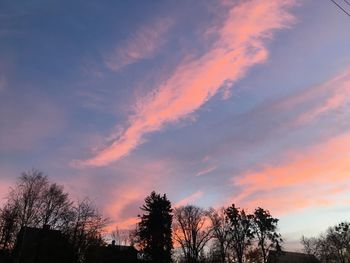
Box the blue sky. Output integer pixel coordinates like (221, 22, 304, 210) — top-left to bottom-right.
(1, 0, 350, 250)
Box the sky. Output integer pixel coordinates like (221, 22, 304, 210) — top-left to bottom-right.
(1, 0, 350, 251)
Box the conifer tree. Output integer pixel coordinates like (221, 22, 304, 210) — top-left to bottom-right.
(137, 191, 173, 263)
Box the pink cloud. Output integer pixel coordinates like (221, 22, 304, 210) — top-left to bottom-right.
(293, 70, 350, 125)
(232, 132, 350, 215)
(104, 17, 173, 71)
(77, 0, 297, 167)
(195, 165, 217, 177)
(263, 68, 350, 128)
(67, 157, 176, 230)
(175, 191, 203, 208)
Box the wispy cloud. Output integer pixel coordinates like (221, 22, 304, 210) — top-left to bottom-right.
(210, 67, 350, 159)
(67, 157, 176, 230)
(175, 191, 203, 207)
(292, 70, 350, 125)
(104, 17, 173, 71)
(259, 68, 350, 128)
(232, 132, 350, 214)
(196, 165, 217, 177)
(77, 0, 297, 167)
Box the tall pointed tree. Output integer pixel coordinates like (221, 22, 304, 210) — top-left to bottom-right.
(137, 191, 173, 263)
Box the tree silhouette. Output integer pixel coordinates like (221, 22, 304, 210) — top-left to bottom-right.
(9, 170, 48, 228)
(0, 170, 107, 263)
(225, 204, 254, 263)
(173, 205, 212, 263)
(302, 222, 350, 263)
(39, 183, 72, 229)
(253, 207, 282, 263)
(208, 207, 231, 263)
(64, 199, 107, 263)
(137, 191, 173, 263)
(0, 202, 20, 250)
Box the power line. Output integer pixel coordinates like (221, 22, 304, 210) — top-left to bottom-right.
(330, 0, 350, 16)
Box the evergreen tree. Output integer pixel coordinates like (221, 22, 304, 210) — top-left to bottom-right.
(137, 191, 173, 263)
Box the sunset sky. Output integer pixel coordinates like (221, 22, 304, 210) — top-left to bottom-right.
(1, 0, 350, 250)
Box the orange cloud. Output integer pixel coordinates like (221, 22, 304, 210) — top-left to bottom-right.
(104, 17, 173, 71)
(232, 132, 350, 215)
(78, 0, 297, 167)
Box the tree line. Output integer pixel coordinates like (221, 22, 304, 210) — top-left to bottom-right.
(0, 170, 282, 263)
(133, 192, 281, 263)
(301, 221, 350, 263)
(0, 170, 106, 262)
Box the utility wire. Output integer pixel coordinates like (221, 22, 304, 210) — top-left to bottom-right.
(330, 0, 350, 16)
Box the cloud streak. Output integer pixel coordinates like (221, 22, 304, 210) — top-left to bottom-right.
(104, 17, 173, 71)
(262, 68, 350, 128)
(78, 0, 297, 167)
(196, 165, 217, 177)
(233, 132, 350, 214)
(175, 191, 203, 207)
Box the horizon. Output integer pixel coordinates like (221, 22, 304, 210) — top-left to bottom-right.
(1, 0, 350, 252)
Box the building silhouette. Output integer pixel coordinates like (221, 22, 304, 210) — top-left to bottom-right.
(85, 240, 138, 263)
(12, 226, 74, 263)
(267, 250, 319, 263)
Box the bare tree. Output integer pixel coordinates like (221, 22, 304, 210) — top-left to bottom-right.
(326, 222, 350, 263)
(301, 235, 318, 256)
(8, 170, 48, 228)
(39, 183, 72, 229)
(301, 222, 350, 263)
(245, 247, 262, 263)
(110, 225, 131, 246)
(208, 207, 231, 263)
(0, 202, 20, 250)
(173, 205, 212, 263)
(64, 199, 107, 263)
(0, 170, 109, 263)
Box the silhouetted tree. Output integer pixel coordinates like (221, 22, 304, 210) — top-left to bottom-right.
(8, 170, 48, 228)
(110, 225, 132, 246)
(173, 205, 212, 263)
(327, 222, 350, 263)
(0, 202, 20, 250)
(225, 204, 254, 263)
(208, 207, 231, 263)
(0, 170, 74, 250)
(252, 208, 282, 263)
(0, 170, 49, 249)
(136, 191, 173, 263)
(245, 247, 262, 263)
(302, 222, 350, 263)
(39, 182, 72, 229)
(0, 170, 109, 263)
(64, 199, 107, 263)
